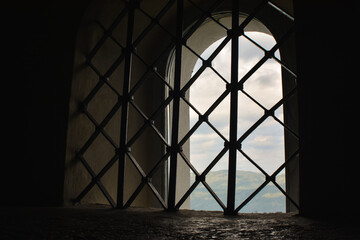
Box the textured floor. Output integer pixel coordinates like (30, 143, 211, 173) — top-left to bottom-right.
(1, 206, 359, 239)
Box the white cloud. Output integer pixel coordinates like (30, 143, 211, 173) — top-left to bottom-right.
(189, 68, 226, 114)
(243, 60, 282, 109)
(240, 118, 285, 174)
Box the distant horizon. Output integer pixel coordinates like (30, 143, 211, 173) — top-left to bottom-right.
(189, 168, 285, 174)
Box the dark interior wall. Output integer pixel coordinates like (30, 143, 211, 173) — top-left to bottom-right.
(295, 0, 358, 217)
(1, 0, 91, 206)
(1, 0, 358, 217)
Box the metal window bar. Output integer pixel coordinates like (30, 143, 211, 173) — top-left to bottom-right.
(168, 0, 184, 211)
(74, 0, 298, 215)
(117, 0, 137, 208)
(226, 0, 240, 215)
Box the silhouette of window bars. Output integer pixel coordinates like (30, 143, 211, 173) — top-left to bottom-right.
(74, 0, 299, 215)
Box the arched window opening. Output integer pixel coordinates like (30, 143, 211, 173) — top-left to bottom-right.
(189, 32, 286, 212)
(167, 12, 299, 213)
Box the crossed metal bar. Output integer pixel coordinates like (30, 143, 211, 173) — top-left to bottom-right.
(74, 0, 299, 215)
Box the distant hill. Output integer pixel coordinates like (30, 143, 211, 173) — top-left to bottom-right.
(189, 170, 286, 213)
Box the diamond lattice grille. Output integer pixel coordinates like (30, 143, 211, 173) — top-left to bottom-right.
(73, 0, 299, 215)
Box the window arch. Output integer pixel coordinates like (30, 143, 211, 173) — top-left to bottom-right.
(65, 0, 298, 215)
(167, 10, 298, 213)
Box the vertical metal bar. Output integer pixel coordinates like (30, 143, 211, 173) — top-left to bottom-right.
(168, 0, 183, 211)
(226, 0, 239, 215)
(117, 0, 136, 208)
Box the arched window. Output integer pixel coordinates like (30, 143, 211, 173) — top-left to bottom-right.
(65, 0, 298, 215)
(167, 10, 298, 213)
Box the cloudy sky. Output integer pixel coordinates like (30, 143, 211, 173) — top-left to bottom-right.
(189, 32, 285, 175)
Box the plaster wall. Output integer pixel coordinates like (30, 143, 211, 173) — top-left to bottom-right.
(64, 0, 172, 207)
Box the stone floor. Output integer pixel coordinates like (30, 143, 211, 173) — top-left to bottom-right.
(1, 206, 359, 239)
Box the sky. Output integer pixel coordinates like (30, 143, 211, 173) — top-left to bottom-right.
(188, 32, 285, 175)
